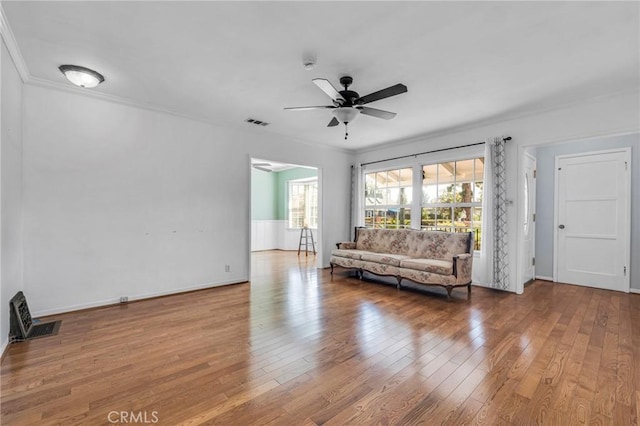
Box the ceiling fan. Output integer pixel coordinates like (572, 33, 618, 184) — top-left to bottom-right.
(285, 76, 407, 140)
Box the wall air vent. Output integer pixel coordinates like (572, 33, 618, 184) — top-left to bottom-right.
(245, 118, 269, 127)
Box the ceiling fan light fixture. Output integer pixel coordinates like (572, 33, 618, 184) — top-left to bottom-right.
(285, 76, 407, 140)
(332, 107, 359, 124)
(59, 65, 105, 88)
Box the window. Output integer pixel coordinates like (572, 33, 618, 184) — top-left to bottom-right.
(364, 167, 412, 229)
(421, 158, 484, 250)
(288, 179, 318, 229)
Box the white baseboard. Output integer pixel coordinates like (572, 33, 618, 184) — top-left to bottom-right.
(535, 275, 554, 282)
(471, 281, 516, 293)
(31, 278, 248, 318)
(471, 281, 491, 289)
(630, 288, 640, 294)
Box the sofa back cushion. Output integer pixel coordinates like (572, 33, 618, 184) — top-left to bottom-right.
(406, 231, 471, 260)
(355, 228, 471, 260)
(355, 228, 411, 254)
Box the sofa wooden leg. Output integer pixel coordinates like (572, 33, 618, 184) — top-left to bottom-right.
(467, 283, 471, 299)
(358, 269, 364, 280)
(446, 286, 453, 301)
(396, 276, 401, 290)
(330, 263, 334, 275)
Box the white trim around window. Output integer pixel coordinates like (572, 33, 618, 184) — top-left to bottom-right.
(288, 178, 318, 229)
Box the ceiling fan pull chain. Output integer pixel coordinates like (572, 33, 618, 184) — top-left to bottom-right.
(345, 123, 349, 140)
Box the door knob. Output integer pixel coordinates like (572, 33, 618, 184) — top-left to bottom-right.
(559, 224, 565, 229)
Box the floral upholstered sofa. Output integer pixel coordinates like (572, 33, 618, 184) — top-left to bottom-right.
(330, 228, 473, 300)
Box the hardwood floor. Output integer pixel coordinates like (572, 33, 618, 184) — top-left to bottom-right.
(1, 250, 639, 425)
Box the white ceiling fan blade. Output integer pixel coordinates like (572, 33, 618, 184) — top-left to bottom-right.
(358, 106, 397, 120)
(312, 78, 345, 103)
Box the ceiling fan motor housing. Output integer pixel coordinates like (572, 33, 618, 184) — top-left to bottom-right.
(338, 76, 359, 104)
(339, 90, 360, 105)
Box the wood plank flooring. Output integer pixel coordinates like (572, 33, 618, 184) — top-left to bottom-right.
(1, 250, 639, 425)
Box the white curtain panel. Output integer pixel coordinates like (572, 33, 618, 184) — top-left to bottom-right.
(352, 164, 364, 238)
(474, 140, 494, 284)
(491, 137, 510, 289)
(474, 137, 510, 290)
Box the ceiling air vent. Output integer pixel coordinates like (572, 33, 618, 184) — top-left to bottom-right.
(245, 118, 269, 127)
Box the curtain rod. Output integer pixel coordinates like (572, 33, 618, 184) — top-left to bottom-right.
(360, 136, 511, 167)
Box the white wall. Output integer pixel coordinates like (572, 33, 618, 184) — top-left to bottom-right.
(1, 39, 24, 353)
(22, 84, 353, 316)
(355, 91, 640, 293)
(251, 221, 315, 252)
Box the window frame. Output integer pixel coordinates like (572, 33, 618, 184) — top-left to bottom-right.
(288, 177, 318, 230)
(360, 146, 485, 254)
(420, 158, 484, 251)
(363, 167, 414, 230)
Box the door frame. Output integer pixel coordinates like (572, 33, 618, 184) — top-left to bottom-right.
(247, 155, 324, 277)
(517, 152, 537, 291)
(552, 147, 631, 291)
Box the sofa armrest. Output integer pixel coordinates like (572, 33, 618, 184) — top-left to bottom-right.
(336, 242, 357, 249)
(453, 253, 473, 284)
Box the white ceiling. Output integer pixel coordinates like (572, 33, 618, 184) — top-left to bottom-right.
(3, 1, 638, 150)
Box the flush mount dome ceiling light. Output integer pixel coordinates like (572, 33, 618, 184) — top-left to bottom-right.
(58, 65, 105, 88)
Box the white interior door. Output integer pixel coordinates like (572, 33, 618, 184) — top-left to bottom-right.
(555, 149, 630, 292)
(520, 154, 536, 285)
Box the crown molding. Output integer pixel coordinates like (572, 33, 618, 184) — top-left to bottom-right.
(27, 76, 220, 126)
(357, 88, 640, 155)
(27, 76, 355, 155)
(0, 4, 30, 82)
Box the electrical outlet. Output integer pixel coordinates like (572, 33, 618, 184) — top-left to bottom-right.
(120, 296, 128, 303)
(225, 264, 230, 272)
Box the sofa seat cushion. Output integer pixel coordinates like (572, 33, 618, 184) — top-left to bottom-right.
(360, 253, 412, 267)
(399, 258, 453, 275)
(331, 249, 373, 260)
(330, 256, 364, 270)
(400, 268, 457, 286)
(360, 261, 400, 277)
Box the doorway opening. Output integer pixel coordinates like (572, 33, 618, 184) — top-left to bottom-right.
(250, 157, 322, 273)
(519, 152, 537, 290)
